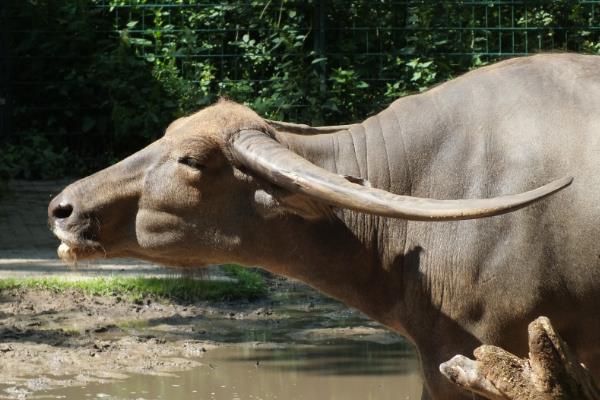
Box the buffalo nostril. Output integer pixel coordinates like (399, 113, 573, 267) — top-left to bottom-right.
(52, 202, 74, 219)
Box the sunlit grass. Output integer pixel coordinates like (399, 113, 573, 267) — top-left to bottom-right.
(0, 266, 267, 302)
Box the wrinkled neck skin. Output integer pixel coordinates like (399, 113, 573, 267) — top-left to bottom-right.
(255, 115, 423, 342)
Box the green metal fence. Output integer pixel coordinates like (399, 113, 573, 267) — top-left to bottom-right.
(99, 1, 600, 82)
(1, 1, 600, 165)
(103, 3, 598, 75)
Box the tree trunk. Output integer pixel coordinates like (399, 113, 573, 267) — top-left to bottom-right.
(439, 316, 600, 399)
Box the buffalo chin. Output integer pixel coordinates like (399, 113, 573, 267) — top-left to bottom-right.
(57, 242, 103, 265)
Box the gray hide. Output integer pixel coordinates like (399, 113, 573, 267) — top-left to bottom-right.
(277, 53, 600, 399)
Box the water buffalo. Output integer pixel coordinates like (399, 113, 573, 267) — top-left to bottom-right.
(48, 53, 599, 399)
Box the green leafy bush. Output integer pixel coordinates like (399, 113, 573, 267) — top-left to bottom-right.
(0, 135, 73, 179)
(3, 1, 600, 178)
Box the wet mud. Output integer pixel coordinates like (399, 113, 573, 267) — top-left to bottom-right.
(0, 280, 421, 399)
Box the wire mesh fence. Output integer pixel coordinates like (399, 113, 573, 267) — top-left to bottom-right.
(1, 1, 600, 175)
(98, 1, 600, 82)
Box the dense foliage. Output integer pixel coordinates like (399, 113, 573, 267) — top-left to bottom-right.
(2, 1, 600, 179)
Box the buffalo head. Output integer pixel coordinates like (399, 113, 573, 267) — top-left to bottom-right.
(48, 100, 571, 267)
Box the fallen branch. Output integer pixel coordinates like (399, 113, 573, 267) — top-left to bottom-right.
(439, 316, 600, 399)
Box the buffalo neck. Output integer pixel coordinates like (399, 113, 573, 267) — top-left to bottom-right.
(265, 93, 472, 341)
(264, 118, 421, 338)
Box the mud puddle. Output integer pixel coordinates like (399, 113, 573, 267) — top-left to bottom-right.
(30, 342, 421, 400)
(0, 280, 421, 399)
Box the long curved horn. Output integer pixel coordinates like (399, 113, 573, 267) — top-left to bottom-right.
(265, 119, 356, 135)
(231, 129, 573, 221)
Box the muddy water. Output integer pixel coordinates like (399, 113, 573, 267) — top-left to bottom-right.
(50, 342, 422, 400)
(0, 283, 422, 399)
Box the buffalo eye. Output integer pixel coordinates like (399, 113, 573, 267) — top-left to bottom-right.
(178, 156, 206, 171)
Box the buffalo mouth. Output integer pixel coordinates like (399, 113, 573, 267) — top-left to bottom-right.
(56, 241, 104, 264)
(51, 223, 104, 264)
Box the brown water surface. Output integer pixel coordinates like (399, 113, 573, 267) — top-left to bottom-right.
(50, 341, 422, 400)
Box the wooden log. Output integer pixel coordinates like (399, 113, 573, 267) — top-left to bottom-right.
(439, 316, 600, 399)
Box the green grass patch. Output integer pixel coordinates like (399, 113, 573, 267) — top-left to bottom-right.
(0, 269, 267, 303)
(222, 264, 266, 292)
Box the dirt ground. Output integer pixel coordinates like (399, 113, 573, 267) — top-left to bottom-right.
(1, 288, 217, 392)
(0, 281, 400, 399)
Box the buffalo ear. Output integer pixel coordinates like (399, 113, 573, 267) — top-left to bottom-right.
(277, 192, 333, 220)
(253, 187, 331, 221)
(252, 175, 369, 220)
